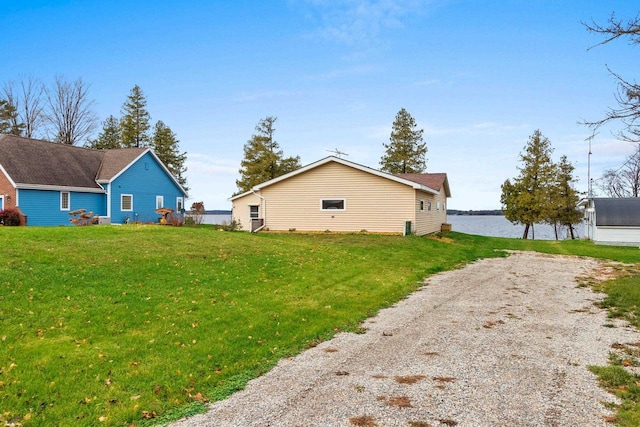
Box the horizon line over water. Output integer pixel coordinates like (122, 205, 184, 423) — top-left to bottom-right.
(447, 215, 585, 240)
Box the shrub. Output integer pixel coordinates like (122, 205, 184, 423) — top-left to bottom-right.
(166, 213, 184, 227)
(0, 208, 22, 226)
(214, 219, 243, 232)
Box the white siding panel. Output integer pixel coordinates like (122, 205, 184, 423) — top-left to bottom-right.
(594, 226, 640, 246)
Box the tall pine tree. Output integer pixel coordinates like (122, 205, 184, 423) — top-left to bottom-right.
(120, 85, 151, 148)
(86, 115, 122, 149)
(236, 116, 301, 193)
(500, 130, 557, 239)
(0, 99, 24, 135)
(380, 108, 427, 174)
(547, 155, 582, 239)
(151, 120, 188, 191)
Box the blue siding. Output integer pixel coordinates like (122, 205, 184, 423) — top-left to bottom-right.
(109, 152, 185, 224)
(18, 189, 105, 226)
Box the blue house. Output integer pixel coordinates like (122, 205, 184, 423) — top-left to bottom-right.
(0, 135, 187, 226)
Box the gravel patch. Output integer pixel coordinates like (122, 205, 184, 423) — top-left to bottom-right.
(172, 251, 638, 427)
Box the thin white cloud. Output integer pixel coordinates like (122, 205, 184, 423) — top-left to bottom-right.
(305, 64, 378, 81)
(233, 90, 300, 103)
(299, 0, 435, 49)
(186, 153, 238, 175)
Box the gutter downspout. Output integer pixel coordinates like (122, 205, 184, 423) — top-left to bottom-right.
(251, 190, 266, 233)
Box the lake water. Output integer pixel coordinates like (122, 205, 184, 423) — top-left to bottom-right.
(447, 215, 585, 240)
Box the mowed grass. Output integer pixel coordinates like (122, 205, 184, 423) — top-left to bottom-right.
(0, 226, 638, 426)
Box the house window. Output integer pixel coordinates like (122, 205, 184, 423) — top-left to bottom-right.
(156, 195, 164, 209)
(321, 198, 346, 211)
(177, 197, 184, 212)
(419, 200, 425, 211)
(436, 201, 441, 211)
(249, 205, 259, 219)
(121, 194, 133, 211)
(60, 192, 70, 211)
(427, 201, 432, 211)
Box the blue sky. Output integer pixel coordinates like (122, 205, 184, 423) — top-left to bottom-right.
(2, 0, 638, 210)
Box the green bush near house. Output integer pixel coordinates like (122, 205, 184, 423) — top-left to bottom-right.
(0, 226, 637, 426)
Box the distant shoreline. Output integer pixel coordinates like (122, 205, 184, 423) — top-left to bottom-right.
(447, 210, 504, 216)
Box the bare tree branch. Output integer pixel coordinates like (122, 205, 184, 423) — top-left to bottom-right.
(582, 13, 640, 49)
(45, 76, 98, 145)
(3, 77, 47, 139)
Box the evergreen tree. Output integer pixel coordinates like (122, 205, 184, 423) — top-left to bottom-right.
(120, 85, 151, 148)
(546, 155, 582, 239)
(0, 99, 24, 135)
(380, 108, 427, 174)
(151, 120, 188, 191)
(500, 130, 556, 239)
(236, 116, 301, 193)
(86, 115, 122, 149)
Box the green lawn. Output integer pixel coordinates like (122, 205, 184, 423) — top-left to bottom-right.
(0, 226, 638, 426)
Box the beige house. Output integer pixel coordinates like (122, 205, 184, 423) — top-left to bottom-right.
(230, 156, 451, 235)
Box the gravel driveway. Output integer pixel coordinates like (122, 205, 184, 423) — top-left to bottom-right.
(172, 251, 638, 427)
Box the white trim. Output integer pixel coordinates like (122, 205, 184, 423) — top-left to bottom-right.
(230, 156, 439, 201)
(249, 204, 260, 219)
(320, 198, 347, 211)
(419, 199, 425, 212)
(60, 191, 70, 211)
(121, 194, 133, 211)
(156, 195, 164, 209)
(15, 183, 105, 193)
(106, 183, 111, 218)
(0, 164, 17, 188)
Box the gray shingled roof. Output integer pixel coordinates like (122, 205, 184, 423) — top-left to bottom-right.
(0, 135, 149, 190)
(594, 197, 640, 226)
(96, 148, 147, 181)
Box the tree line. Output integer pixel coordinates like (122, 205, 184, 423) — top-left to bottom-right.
(0, 78, 187, 191)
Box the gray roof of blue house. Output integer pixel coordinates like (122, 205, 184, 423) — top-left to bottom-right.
(594, 197, 640, 226)
(0, 135, 148, 189)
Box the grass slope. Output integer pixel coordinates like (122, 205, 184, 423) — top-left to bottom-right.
(0, 226, 637, 426)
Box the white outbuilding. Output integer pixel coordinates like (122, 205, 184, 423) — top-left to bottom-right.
(581, 197, 640, 246)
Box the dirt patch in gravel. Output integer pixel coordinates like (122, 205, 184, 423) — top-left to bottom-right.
(172, 251, 638, 427)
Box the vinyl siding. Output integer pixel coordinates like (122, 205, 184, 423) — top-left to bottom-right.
(17, 189, 105, 226)
(594, 226, 640, 246)
(414, 189, 448, 235)
(233, 162, 418, 234)
(109, 152, 185, 224)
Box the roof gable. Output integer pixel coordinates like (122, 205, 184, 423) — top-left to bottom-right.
(594, 198, 640, 226)
(96, 148, 148, 181)
(231, 156, 449, 200)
